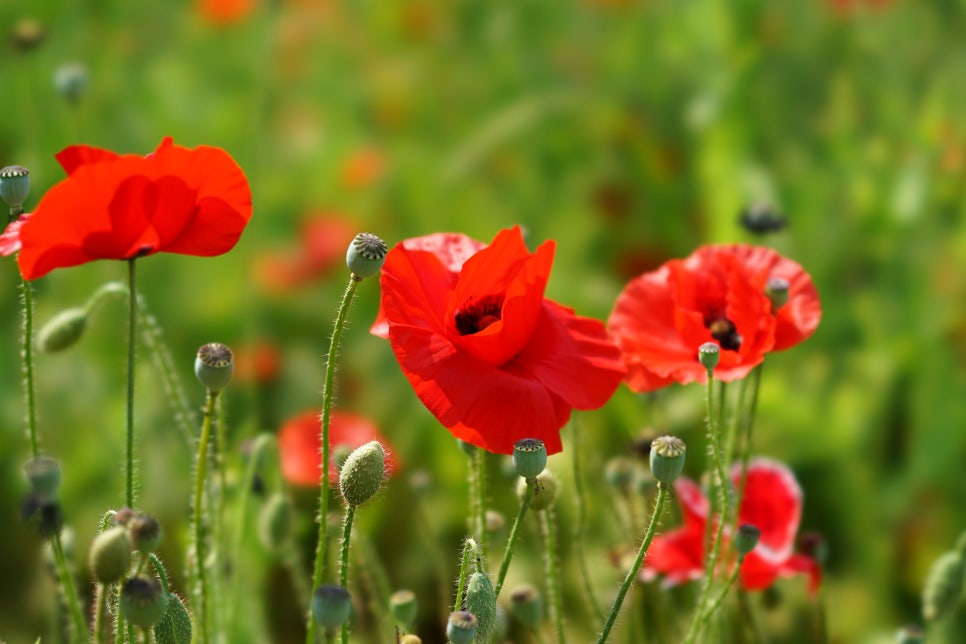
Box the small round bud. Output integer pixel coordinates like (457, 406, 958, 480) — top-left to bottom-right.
(11, 19, 45, 53)
(649, 436, 686, 486)
(517, 470, 558, 512)
(312, 585, 352, 633)
(194, 343, 234, 393)
(129, 513, 163, 553)
(258, 493, 294, 554)
(399, 635, 422, 644)
(23, 455, 61, 501)
(446, 611, 478, 644)
(735, 524, 761, 555)
(339, 441, 386, 507)
(113, 507, 136, 526)
(922, 550, 965, 623)
(345, 232, 388, 279)
(512, 438, 547, 481)
(54, 62, 88, 104)
(89, 526, 132, 583)
(21, 494, 63, 540)
(698, 342, 720, 371)
(486, 510, 506, 543)
(120, 576, 168, 629)
(389, 589, 417, 627)
(36, 308, 88, 353)
(604, 456, 635, 491)
(0, 165, 30, 211)
(765, 277, 790, 312)
(465, 572, 496, 643)
(510, 584, 543, 630)
(153, 593, 192, 643)
(739, 202, 787, 235)
(895, 624, 925, 644)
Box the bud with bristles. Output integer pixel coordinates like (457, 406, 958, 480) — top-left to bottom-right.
(389, 589, 417, 627)
(649, 436, 686, 486)
(120, 576, 168, 628)
(922, 550, 965, 623)
(23, 455, 61, 501)
(89, 526, 132, 583)
(465, 571, 496, 643)
(446, 611, 478, 644)
(36, 308, 88, 353)
(512, 438, 547, 481)
(346, 232, 388, 279)
(510, 584, 543, 630)
(312, 585, 352, 633)
(153, 593, 192, 644)
(129, 513, 163, 553)
(194, 343, 233, 393)
(339, 441, 386, 507)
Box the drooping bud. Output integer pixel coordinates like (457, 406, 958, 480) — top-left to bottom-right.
(510, 584, 543, 630)
(339, 441, 386, 507)
(129, 513, 163, 553)
(36, 308, 88, 353)
(194, 343, 234, 393)
(735, 524, 761, 555)
(445, 611, 478, 644)
(698, 342, 720, 371)
(512, 438, 547, 481)
(153, 593, 192, 644)
(258, 493, 294, 554)
(604, 456, 635, 491)
(0, 166, 30, 213)
(345, 232, 388, 279)
(89, 526, 132, 583)
(739, 202, 787, 235)
(465, 571, 496, 643)
(649, 436, 686, 486)
(517, 470, 558, 512)
(312, 585, 352, 633)
(922, 550, 966, 623)
(23, 455, 61, 501)
(120, 576, 168, 628)
(54, 62, 88, 104)
(389, 589, 417, 627)
(765, 277, 790, 312)
(21, 494, 63, 540)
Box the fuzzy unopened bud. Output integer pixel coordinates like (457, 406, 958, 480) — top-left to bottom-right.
(512, 438, 547, 481)
(346, 232, 388, 279)
(23, 455, 61, 501)
(37, 308, 88, 353)
(312, 585, 352, 633)
(129, 513, 163, 553)
(339, 441, 386, 507)
(89, 526, 132, 583)
(195, 343, 233, 393)
(922, 550, 965, 623)
(465, 571, 496, 643)
(389, 589, 417, 627)
(649, 436, 686, 486)
(153, 593, 192, 644)
(446, 611, 478, 644)
(120, 576, 168, 628)
(510, 584, 543, 630)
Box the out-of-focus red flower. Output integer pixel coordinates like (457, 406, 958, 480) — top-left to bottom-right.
(278, 410, 398, 487)
(641, 459, 822, 594)
(254, 214, 355, 291)
(372, 226, 626, 455)
(232, 342, 281, 384)
(608, 244, 820, 391)
(0, 214, 30, 256)
(16, 138, 251, 281)
(340, 148, 384, 190)
(199, 0, 256, 24)
(827, 0, 892, 17)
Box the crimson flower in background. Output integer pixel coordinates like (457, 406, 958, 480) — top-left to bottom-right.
(278, 410, 398, 487)
(16, 137, 252, 281)
(0, 214, 29, 256)
(372, 226, 626, 455)
(254, 214, 355, 291)
(641, 459, 821, 593)
(198, 0, 255, 24)
(608, 244, 820, 391)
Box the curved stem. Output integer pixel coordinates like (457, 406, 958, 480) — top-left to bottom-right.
(125, 258, 137, 507)
(50, 533, 87, 643)
(540, 510, 565, 644)
(307, 276, 360, 644)
(694, 553, 747, 630)
(454, 538, 478, 611)
(595, 483, 670, 644)
(192, 390, 218, 644)
(93, 582, 107, 644)
(338, 504, 356, 644)
(20, 276, 39, 458)
(494, 479, 534, 598)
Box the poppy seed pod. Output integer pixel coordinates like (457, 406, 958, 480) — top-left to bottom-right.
(23, 455, 61, 501)
(120, 576, 168, 629)
(399, 635, 422, 644)
(649, 436, 686, 486)
(346, 232, 387, 279)
(765, 277, 790, 312)
(510, 584, 543, 630)
(512, 438, 547, 481)
(465, 571, 496, 643)
(517, 470, 558, 512)
(0, 165, 30, 211)
(195, 343, 234, 393)
(735, 524, 761, 555)
(153, 593, 192, 644)
(698, 342, 720, 371)
(312, 585, 352, 633)
(36, 308, 88, 353)
(922, 550, 966, 623)
(128, 513, 163, 553)
(389, 589, 417, 627)
(89, 526, 132, 583)
(11, 19, 45, 53)
(339, 441, 386, 507)
(445, 611, 478, 644)
(604, 456, 635, 491)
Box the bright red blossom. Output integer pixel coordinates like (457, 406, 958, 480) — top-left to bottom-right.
(373, 226, 626, 455)
(641, 459, 822, 593)
(278, 410, 398, 487)
(17, 137, 252, 281)
(608, 244, 820, 391)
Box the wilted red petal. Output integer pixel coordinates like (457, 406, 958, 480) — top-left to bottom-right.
(0, 213, 30, 256)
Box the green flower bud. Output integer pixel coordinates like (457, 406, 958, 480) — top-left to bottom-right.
(517, 470, 558, 512)
(446, 611, 478, 644)
(153, 593, 192, 644)
(895, 624, 925, 644)
(23, 455, 61, 501)
(339, 441, 386, 507)
(113, 507, 135, 526)
(54, 62, 88, 104)
(36, 308, 87, 353)
(922, 550, 966, 623)
(399, 635, 422, 644)
(698, 342, 720, 371)
(604, 456, 635, 491)
(129, 513, 163, 553)
(465, 571, 496, 643)
(89, 526, 132, 583)
(649, 436, 686, 486)
(0, 166, 30, 212)
(346, 232, 388, 279)
(120, 576, 168, 629)
(333, 444, 353, 471)
(194, 343, 233, 393)
(510, 584, 543, 630)
(765, 277, 790, 312)
(258, 493, 294, 554)
(21, 494, 63, 540)
(512, 438, 547, 481)
(12, 19, 45, 54)
(312, 585, 352, 633)
(735, 524, 761, 555)
(389, 589, 417, 627)
(485, 510, 506, 544)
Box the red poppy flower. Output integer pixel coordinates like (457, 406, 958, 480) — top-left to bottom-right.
(198, 0, 255, 24)
(278, 410, 398, 487)
(16, 137, 252, 281)
(608, 244, 820, 391)
(1, 213, 30, 256)
(254, 214, 354, 291)
(232, 341, 282, 384)
(641, 459, 822, 593)
(372, 226, 626, 455)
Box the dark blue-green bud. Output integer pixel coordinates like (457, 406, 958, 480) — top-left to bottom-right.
(389, 589, 417, 627)
(120, 576, 168, 628)
(54, 62, 88, 104)
(735, 524, 761, 555)
(0, 166, 30, 211)
(698, 342, 720, 371)
(512, 438, 547, 481)
(312, 585, 352, 633)
(446, 611, 478, 644)
(129, 513, 163, 553)
(765, 277, 790, 312)
(23, 455, 61, 501)
(194, 342, 233, 393)
(649, 436, 686, 486)
(346, 232, 387, 279)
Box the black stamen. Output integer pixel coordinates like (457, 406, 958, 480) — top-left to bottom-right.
(454, 295, 503, 336)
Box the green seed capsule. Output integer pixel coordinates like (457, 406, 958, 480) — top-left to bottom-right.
(510, 584, 543, 630)
(446, 611, 478, 644)
(312, 585, 352, 633)
(345, 232, 388, 279)
(120, 576, 168, 629)
(649, 436, 686, 486)
(194, 343, 234, 393)
(23, 455, 61, 501)
(0, 165, 30, 210)
(389, 589, 417, 627)
(512, 438, 547, 481)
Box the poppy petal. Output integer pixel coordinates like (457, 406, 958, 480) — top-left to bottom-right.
(55, 145, 122, 175)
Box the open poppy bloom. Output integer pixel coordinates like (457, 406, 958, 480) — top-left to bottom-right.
(254, 214, 355, 292)
(372, 226, 626, 455)
(278, 410, 398, 487)
(608, 244, 820, 391)
(16, 137, 252, 281)
(0, 213, 29, 256)
(641, 459, 821, 593)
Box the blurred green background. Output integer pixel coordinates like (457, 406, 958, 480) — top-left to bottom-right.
(3, 0, 966, 642)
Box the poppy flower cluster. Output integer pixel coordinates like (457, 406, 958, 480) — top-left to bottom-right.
(278, 410, 398, 487)
(372, 226, 626, 455)
(608, 244, 820, 391)
(641, 459, 821, 593)
(13, 137, 252, 281)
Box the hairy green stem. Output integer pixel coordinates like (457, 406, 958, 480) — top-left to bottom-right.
(476, 450, 488, 559)
(494, 480, 534, 598)
(694, 553, 747, 632)
(454, 538, 477, 611)
(125, 259, 137, 507)
(191, 390, 218, 644)
(50, 533, 87, 643)
(540, 510, 565, 644)
(595, 483, 670, 644)
(20, 276, 39, 458)
(93, 582, 107, 644)
(338, 504, 356, 644)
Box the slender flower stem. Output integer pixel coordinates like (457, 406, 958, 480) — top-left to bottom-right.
(737, 364, 764, 499)
(338, 504, 356, 644)
(307, 276, 360, 644)
(93, 583, 107, 644)
(50, 533, 87, 643)
(454, 538, 476, 611)
(192, 390, 218, 644)
(475, 449, 488, 559)
(494, 480, 534, 598)
(572, 421, 605, 622)
(595, 483, 670, 644)
(20, 276, 39, 458)
(694, 554, 747, 629)
(125, 259, 137, 507)
(539, 510, 565, 644)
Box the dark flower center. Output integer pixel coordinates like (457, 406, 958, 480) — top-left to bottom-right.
(708, 317, 742, 351)
(454, 295, 503, 335)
